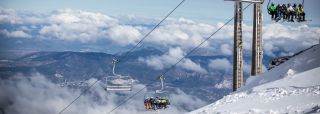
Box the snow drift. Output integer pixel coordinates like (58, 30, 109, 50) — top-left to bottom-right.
(188, 44, 320, 114)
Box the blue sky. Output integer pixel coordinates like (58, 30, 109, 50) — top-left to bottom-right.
(1, 0, 319, 24)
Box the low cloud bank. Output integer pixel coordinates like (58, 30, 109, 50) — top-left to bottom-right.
(139, 47, 207, 73)
(0, 73, 207, 114)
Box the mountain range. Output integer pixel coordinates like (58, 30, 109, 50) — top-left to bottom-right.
(0, 47, 277, 102)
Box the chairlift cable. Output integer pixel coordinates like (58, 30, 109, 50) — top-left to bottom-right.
(58, 79, 99, 114)
(105, 0, 187, 92)
(267, 0, 271, 14)
(115, 0, 186, 63)
(106, 3, 253, 114)
(267, 0, 271, 8)
(57, 0, 186, 113)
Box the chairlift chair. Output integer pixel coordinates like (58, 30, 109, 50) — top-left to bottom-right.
(144, 75, 170, 98)
(144, 88, 170, 100)
(104, 59, 133, 91)
(144, 75, 170, 110)
(144, 91, 170, 100)
(266, 0, 311, 23)
(154, 75, 170, 98)
(224, 0, 264, 3)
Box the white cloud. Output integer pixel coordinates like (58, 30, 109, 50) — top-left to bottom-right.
(39, 23, 103, 42)
(244, 63, 252, 75)
(1, 8, 320, 57)
(170, 89, 207, 111)
(0, 73, 207, 114)
(220, 44, 232, 55)
(145, 18, 214, 49)
(208, 58, 232, 71)
(0, 29, 31, 38)
(139, 47, 207, 74)
(0, 9, 22, 24)
(107, 25, 141, 45)
(49, 9, 118, 27)
(262, 24, 320, 57)
(38, 9, 119, 42)
(263, 41, 277, 57)
(50, 11, 81, 24)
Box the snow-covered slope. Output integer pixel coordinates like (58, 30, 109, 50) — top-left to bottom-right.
(188, 44, 320, 114)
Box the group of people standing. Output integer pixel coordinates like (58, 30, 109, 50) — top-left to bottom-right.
(268, 3, 306, 22)
(144, 97, 170, 110)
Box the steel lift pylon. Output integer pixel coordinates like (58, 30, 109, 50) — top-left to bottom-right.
(225, 0, 263, 91)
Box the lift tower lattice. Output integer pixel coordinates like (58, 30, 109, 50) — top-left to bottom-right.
(225, 0, 263, 91)
(251, 3, 263, 76)
(233, 1, 243, 91)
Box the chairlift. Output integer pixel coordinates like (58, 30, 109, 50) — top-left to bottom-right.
(224, 0, 264, 3)
(144, 75, 170, 110)
(103, 59, 133, 91)
(267, 0, 311, 23)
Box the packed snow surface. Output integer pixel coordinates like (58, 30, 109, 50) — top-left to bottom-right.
(188, 44, 320, 114)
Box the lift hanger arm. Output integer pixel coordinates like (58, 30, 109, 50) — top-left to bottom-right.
(112, 59, 119, 76)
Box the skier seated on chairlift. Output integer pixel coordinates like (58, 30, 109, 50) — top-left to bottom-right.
(280, 4, 288, 20)
(270, 3, 307, 22)
(292, 4, 297, 19)
(144, 97, 170, 110)
(268, 3, 277, 20)
(297, 4, 306, 22)
(156, 97, 170, 109)
(275, 4, 281, 21)
(144, 97, 152, 109)
(144, 97, 156, 110)
(287, 3, 295, 22)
